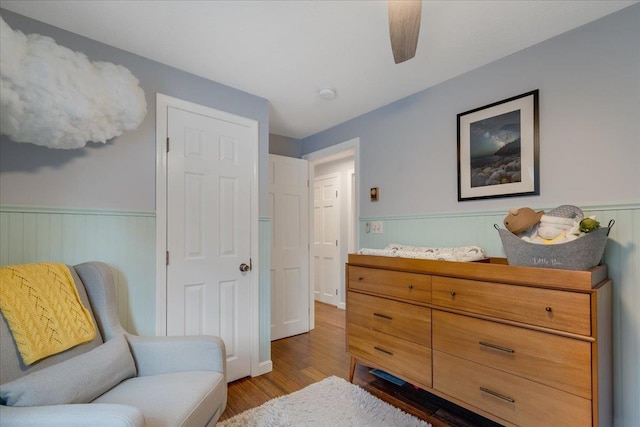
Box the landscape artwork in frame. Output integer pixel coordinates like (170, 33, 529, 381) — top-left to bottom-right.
(457, 90, 539, 201)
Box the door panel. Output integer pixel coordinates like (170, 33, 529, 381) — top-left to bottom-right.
(166, 106, 252, 382)
(269, 155, 309, 341)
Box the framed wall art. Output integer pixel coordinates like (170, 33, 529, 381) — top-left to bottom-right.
(457, 90, 539, 201)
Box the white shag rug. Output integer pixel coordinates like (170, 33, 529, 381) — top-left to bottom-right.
(217, 376, 431, 427)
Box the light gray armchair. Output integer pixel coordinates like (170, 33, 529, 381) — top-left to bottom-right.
(0, 262, 227, 427)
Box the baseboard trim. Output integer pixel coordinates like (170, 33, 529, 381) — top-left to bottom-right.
(257, 360, 273, 376)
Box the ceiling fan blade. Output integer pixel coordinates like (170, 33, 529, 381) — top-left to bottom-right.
(388, 0, 422, 64)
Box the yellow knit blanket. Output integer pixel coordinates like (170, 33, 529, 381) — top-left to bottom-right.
(0, 263, 96, 365)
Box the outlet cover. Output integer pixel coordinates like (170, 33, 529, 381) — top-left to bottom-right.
(372, 221, 383, 234)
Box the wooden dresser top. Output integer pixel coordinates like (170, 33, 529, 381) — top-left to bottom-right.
(347, 254, 608, 292)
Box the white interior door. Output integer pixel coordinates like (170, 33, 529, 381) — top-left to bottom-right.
(313, 173, 340, 306)
(165, 105, 253, 382)
(268, 155, 309, 341)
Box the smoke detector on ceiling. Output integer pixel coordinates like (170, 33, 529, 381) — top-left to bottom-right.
(318, 87, 337, 100)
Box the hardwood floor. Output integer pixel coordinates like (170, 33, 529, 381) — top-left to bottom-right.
(219, 302, 501, 427)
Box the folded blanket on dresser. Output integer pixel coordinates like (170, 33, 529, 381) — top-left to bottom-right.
(0, 263, 96, 365)
(358, 243, 485, 262)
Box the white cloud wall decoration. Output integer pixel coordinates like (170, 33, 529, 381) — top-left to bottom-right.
(0, 16, 147, 149)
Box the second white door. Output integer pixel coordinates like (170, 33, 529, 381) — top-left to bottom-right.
(269, 155, 309, 341)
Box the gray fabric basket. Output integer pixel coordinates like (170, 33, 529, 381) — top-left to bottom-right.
(496, 221, 614, 270)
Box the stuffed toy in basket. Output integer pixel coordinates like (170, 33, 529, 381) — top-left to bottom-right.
(497, 205, 614, 270)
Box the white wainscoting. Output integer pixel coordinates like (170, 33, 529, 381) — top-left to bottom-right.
(0, 205, 156, 337)
(2, 204, 636, 424)
(360, 203, 639, 427)
(0, 206, 275, 375)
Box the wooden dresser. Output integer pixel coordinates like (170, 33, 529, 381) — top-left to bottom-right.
(346, 254, 612, 427)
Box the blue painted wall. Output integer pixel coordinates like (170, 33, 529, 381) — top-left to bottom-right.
(0, 9, 272, 364)
(301, 5, 640, 426)
(302, 5, 639, 216)
(269, 134, 303, 158)
(0, 9, 270, 214)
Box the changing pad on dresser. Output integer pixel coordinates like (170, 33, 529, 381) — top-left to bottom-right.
(358, 243, 485, 262)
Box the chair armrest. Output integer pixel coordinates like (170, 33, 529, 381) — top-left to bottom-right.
(74, 262, 127, 340)
(0, 403, 144, 427)
(126, 335, 226, 378)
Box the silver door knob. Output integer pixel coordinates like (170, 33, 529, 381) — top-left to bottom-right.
(239, 263, 251, 272)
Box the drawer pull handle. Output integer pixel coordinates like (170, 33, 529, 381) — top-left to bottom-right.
(480, 387, 515, 403)
(358, 277, 364, 281)
(450, 291, 456, 297)
(545, 306, 552, 312)
(373, 312, 393, 320)
(408, 284, 414, 290)
(479, 341, 515, 353)
(374, 346, 393, 356)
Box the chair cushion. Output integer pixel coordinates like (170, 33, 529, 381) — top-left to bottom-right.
(0, 335, 136, 406)
(93, 371, 225, 427)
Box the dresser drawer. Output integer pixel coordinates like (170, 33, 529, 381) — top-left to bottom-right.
(432, 276, 591, 335)
(432, 311, 591, 398)
(348, 291, 431, 346)
(348, 323, 432, 387)
(348, 266, 431, 303)
(433, 351, 591, 427)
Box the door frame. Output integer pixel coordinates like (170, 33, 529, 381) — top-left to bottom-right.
(155, 93, 260, 376)
(303, 137, 360, 323)
(347, 167, 356, 255)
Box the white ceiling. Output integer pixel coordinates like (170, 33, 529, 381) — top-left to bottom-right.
(1, 0, 636, 139)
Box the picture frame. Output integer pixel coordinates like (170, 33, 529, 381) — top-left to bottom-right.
(457, 90, 539, 201)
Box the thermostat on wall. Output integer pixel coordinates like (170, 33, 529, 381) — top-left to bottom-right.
(370, 187, 379, 202)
